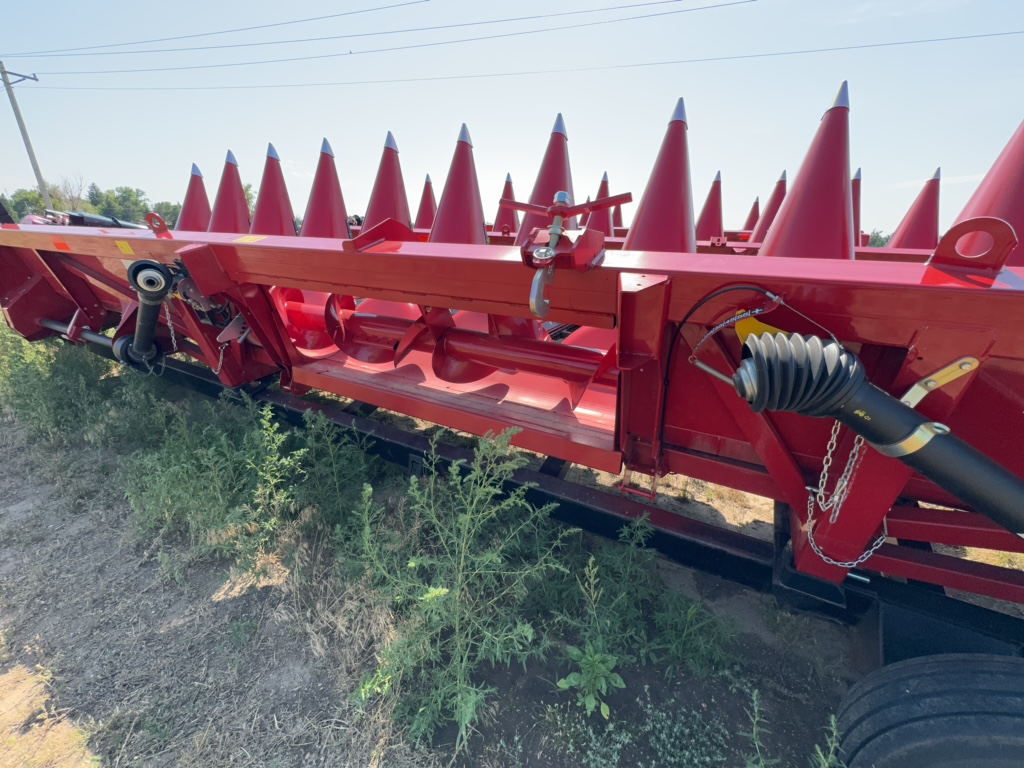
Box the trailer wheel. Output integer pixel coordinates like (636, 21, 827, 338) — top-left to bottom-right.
(837, 654, 1024, 767)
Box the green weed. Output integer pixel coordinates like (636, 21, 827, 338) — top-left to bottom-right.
(123, 395, 267, 550)
(558, 517, 736, 688)
(557, 641, 626, 719)
(294, 410, 374, 530)
(653, 591, 737, 678)
(809, 716, 847, 768)
(356, 431, 575, 750)
(588, 516, 659, 660)
(742, 690, 781, 767)
(225, 618, 260, 651)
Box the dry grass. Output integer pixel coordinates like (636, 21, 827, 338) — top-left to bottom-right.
(0, 664, 97, 767)
(964, 547, 1024, 572)
(270, 532, 442, 768)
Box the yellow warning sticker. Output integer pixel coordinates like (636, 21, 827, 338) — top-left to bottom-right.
(233, 235, 267, 243)
(115, 240, 135, 255)
(735, 315, 782, 343)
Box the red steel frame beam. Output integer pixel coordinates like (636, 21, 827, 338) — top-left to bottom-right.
(886, 505, 1024, 554)
(865, 544, 1024, 605)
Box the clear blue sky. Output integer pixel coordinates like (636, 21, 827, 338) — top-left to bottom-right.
(2, 0, 1022, 232)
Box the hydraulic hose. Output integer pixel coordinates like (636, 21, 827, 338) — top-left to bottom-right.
(730, 332, 1024, 534)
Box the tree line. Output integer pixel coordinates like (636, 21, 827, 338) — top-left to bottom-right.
(0, 175, 181, 226)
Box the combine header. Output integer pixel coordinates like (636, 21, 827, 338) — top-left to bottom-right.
(3, 82, 1024, 765)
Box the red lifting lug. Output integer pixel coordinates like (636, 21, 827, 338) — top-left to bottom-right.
(343, 218, 418, 252)
(929, 217, 1019, 274)
(145, 212, 174, 240)
(569, 228, 607, 271)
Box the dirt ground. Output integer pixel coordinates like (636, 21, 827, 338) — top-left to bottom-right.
(0, 420, 864, 767)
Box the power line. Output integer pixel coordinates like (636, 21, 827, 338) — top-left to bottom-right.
(5, 0, 699, 59)
(0, 0, 429, 57)
(37, 1, 754, 75)
(26, 28, 1023, 90)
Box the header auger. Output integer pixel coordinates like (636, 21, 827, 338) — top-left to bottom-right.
(4, 81, 1024, 765)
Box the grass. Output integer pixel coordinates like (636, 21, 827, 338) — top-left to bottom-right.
(0, 324, 845, 764)
(0, 664, 98, 767)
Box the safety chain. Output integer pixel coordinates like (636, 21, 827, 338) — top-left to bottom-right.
(804, 421, 887, 569)
(211, 342, 230, 375)
(139, 355, 163, 377)
(168, 296, 231, 376)
(164, 301, 179, 354)
(180, 295, 208, 314)
(816, 421, 865, 522)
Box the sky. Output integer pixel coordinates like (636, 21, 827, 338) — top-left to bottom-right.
(1, 0, 1022, 233)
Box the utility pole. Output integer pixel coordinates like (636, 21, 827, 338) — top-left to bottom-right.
(1, 60, 52, 210)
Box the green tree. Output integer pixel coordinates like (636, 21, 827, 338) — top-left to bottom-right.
(867, 229, 891, 247)
(94, 186, 149, 223)
(243, 183, 257, 217)
(153, 201, 182, 227)
(6, 180, 176, 224)
(0, 188, 46, 219)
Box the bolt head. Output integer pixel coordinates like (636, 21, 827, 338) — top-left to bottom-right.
(925, 379, 937, 389)
(533, 247, 556, 266)
(959, 361, 973, 371)
(552, 191, 571, 205)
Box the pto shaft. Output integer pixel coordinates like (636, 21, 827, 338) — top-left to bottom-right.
(113, 260, 174, 367)
(731, 332, 1024, 534)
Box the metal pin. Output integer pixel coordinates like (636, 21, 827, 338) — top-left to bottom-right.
(692, 359, 735, 386)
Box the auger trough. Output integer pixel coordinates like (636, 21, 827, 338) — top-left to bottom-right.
(3, 81, 1024, 765)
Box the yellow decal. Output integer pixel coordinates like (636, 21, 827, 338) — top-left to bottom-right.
(115, 240, 134, 255)
(233, 235, 267, 243)
(735, 315, 782, 343)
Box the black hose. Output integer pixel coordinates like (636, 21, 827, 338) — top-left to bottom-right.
(732, 332, 1024, 534)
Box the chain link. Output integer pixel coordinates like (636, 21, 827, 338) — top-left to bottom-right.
(164, 301, 178, 354)
(139, 351, 165, 377)
(806, 515, 888, 569)
(805, 420, 887, 569)
(814, 421, 866, 522)
(168, 296, 231, 377)
(211, 343, 230, 375)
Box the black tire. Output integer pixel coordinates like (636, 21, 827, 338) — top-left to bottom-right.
(837, 654, 1024, 767)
